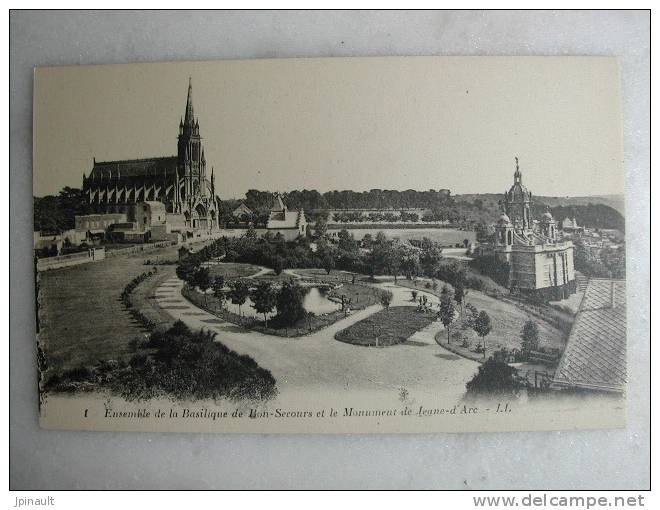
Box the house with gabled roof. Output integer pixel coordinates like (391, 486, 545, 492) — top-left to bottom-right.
(232, 202, 253, 220)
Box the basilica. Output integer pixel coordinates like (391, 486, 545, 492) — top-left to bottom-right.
(491, 158, 576, 300)
(82, 79, 219, 232)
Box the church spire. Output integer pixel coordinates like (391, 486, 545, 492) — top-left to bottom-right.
(184, 77, 194, 126)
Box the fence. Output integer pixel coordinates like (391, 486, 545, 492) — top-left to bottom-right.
(519, 369, 555, 393)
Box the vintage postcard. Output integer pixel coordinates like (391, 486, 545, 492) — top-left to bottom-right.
(34, 57, 627, 433)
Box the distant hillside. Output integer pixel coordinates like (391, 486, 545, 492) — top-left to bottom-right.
(535, 203, 625, 232)
(455, 193, 625, 216)
(534, 194, 625, 216)
(455, 193, 625, 231)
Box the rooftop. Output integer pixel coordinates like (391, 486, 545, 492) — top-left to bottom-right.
(552, 279, 627, 393)
(88, 156, 178, 179)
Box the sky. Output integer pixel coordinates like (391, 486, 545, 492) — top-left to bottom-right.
(33, 56, 625, 199)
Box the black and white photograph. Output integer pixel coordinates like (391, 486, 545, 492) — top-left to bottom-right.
(31, 56, 628, 434)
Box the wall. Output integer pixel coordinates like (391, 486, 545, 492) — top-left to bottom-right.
(35, 247, 105, 271)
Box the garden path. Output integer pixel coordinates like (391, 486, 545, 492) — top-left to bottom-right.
(154, 275, 479, 403)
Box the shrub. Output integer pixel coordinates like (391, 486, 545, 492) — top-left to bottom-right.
(466, 358, 524, 398)
(129, 352, 148, 369)
(62, 366, 92, 382)
(521, 320, 540, 357)
(109, 320, 277, 401)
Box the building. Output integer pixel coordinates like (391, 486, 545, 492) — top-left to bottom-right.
(561, 217, 583, 233)
(33, 232, 63, 255)
(266, 193, 307, 241)
(107, 222, 150, 243)
(491, 158, 576, 300)
(232, 202, 253, 220)
(82, 78, 219, 232)
(74, 213, 127, 242)
(552, 279, 626, 394)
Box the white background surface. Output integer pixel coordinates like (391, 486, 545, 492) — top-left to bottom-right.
(9, 10, 650, 489)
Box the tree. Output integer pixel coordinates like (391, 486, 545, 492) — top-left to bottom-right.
(337, 229, 357, 252)
(176, 260, 199, 283)
(314, 215, 328, 239)
(193, 267, 212, 305)
(244, 224, 258, 240)
(419, 241, 443, 276)
(251, 281, 277, 327)
(386, 240, 405, 283)
(464, 302, 479, 328)
(228, 280, 250, 320)
(399, 242, 421, 279)
(380, 290, 393, 311)
(466, 358, 522, 398)
(322, 252, 336, 275)
(212, 276, 226, 311)
(362, 233, 373, 250)
(521, 320, 540, 358)
(453, 271, 466, 315)
(469, 255, 510, 288)
(272, 256, 285, 275)
(33, 186, 91, 233)
(473, 311, 492, 359)
(275, 281, 307, 327)
(438, 285, 455, 343)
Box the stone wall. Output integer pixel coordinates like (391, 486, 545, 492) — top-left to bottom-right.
(36, 248, 105, 271)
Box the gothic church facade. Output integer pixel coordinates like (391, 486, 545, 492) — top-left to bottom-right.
(82, 79, 219, 231)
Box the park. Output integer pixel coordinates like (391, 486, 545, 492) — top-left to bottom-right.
(36, 225, 570, 405)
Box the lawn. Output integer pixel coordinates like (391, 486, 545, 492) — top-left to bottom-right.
(327, 283, 383, 310)
(409, 281, 570, 362)
(293, 268, 363, 284)
(206, 261, 263, 279)
(335, 306, 436, 347)
(38, 242, 193, 375)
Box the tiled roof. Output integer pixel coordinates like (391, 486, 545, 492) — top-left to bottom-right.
(89, 156, 178, 179)
(552, 279, 627, 393)
(233, 203, 252, 215)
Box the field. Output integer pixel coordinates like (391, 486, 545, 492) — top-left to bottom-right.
(326, 228, 475, 246)
(335, 306, 436, 347)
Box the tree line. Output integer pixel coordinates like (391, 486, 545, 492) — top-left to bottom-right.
(34, 187, 91, 233)
(243, 188, 453, 212)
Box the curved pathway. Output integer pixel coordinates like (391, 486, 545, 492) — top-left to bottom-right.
(246, 266, 273, 279)
(154, 275, 479, 402)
